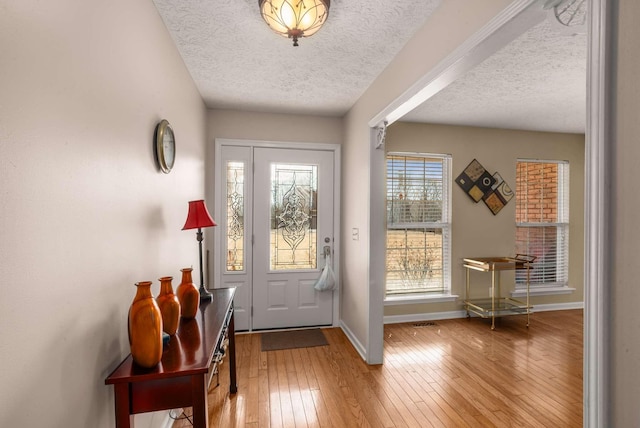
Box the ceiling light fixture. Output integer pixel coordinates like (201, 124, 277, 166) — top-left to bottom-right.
(543, 0, 587, 28)
(259, 0, 330, 47)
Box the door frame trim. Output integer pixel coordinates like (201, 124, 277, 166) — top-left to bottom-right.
(213, 138, 342, 330)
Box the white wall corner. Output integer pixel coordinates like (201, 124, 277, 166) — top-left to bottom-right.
(340, 320, 368, 362)
(584, 0, 610, 426)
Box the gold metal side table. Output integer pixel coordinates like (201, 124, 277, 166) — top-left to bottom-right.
(463, 255, 536, 330)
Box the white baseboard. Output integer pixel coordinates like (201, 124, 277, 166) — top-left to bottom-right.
(384, 310, 467, 324)
(383, 302, 584, 324)
(531, 301, 584, 312)
(339, 320, 367, 361)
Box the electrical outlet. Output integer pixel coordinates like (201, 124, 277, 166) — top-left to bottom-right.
(352, 228, 359, 241)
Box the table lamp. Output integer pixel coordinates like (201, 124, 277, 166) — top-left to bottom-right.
(182, 199, 217, 301)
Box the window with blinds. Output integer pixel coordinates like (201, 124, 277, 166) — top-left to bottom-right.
(386, 153, 451, 295)
(515, 160, 569, 287)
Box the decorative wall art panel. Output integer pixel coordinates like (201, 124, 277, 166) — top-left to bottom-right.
(496, 180, 514, 201)
(462, 159, 485, 181)
(456, 159, 513, 215)
(476, 171, 497, 193)
(468, 185, 485, 202)
(483, 178, 514, 215)
(484, 192, 505, 214)
(455, 173, 474, 192)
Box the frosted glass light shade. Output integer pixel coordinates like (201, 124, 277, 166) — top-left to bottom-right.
(259, 0, 330, 46)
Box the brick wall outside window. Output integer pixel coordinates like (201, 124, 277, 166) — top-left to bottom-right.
(515, 162, 558, 223)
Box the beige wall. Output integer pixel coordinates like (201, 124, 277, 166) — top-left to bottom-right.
(611, 0, 640, 425)
(384, 123, 584, 318)
(206, 109, 343, 145)
(0, 1, 207, 426)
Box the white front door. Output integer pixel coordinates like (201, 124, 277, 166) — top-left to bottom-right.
(214, 142, 337, 331)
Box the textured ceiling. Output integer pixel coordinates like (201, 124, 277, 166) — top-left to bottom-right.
(152, 0, 442, 116)
(402, 17, 587, 134)
(152, 1, 586, 133)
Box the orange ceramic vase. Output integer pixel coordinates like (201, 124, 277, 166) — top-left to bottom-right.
(156, 276, 181, 335)
(177, 268, 199, 319)
(128, 281, 163, 368)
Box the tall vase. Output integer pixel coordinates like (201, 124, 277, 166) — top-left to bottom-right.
(177, 268, 199, 319)
(156, 276, 181, 336)
(128, 281, 163, 368)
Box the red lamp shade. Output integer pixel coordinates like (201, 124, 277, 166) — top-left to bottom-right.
(182, 200, 217, 230)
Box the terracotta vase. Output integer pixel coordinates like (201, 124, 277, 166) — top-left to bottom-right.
(177, 268, 199, 319)
(156, 276, 181, 335)
(128, 281, 163, 368)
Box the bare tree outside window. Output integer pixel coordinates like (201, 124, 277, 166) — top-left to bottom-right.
(386, 154, 451, 295)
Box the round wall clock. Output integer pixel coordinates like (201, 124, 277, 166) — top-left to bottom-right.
(154, 119, 175, 174)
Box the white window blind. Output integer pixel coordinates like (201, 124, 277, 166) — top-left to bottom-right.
(386, 153, 451, 295)
(515, 160, 569, 287)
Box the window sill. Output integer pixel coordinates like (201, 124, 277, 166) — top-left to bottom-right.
(511, 286, 576, 298)
(384, 293, 459, 306)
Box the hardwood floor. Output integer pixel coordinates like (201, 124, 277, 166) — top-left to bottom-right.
(172, 310, 583, 427)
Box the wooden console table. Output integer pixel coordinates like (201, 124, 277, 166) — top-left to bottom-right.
(105, 287, 237, 427)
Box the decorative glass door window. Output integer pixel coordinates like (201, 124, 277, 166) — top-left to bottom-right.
(270, 163, 318, 271)
(226, 161, 245, 272)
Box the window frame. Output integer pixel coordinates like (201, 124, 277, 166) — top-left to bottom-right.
(514, 159, 570, 290)
(384, 152, 453, 300)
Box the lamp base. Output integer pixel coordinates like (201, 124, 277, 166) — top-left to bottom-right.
(199, 286, 213, 302)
